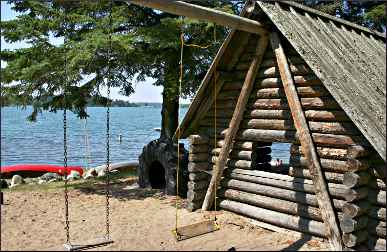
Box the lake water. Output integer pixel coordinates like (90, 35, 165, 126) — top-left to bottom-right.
(1, 106, 290, 168)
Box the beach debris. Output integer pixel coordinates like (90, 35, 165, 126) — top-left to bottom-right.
(110, 169, 119, 174)
(40, 172, 60, 182)
(123, 182, 139, 190)
(67, 170, 81, 181)
(83, 168, 98, 179)
(38, 179, 46, 185)
(97, 169, 106, 177)
(0, 179, 9, 189)
(10, 175, 24, 188)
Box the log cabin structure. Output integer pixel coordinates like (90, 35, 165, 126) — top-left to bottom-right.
(173, 1, 386, 251)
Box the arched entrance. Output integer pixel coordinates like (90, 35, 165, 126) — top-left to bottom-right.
(149, 161, 166, 189)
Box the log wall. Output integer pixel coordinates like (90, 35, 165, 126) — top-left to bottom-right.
(186, 36, 386, 250)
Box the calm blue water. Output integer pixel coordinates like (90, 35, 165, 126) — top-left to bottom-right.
(1, 106, 290, 168)
(1, 106, 188, 168)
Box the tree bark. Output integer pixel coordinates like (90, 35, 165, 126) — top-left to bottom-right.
(160, 54, 182, 142)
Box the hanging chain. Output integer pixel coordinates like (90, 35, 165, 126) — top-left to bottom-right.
(63, 7, 70, 244)
(105, 0, 113, 239)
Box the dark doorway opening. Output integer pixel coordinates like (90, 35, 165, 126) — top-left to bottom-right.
(149, 161, 166, 189)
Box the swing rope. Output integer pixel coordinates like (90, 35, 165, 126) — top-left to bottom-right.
(63, 6, 70, 244)
(61, 0, 113, 247)
(105, 0, 113, 239)
(175, 18, 218, 234)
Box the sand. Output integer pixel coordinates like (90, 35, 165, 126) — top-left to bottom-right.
(1, 177, 329, 251)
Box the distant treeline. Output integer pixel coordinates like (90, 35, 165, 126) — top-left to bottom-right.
(1, 95, 190, 108)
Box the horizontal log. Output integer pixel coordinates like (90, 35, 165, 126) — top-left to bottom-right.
(371, 164, 386, 179)
(189, 144, 209, 154)
(250, 98, 340, 110)
(189, 135, 209, 145)
(189, 172, 210, 181)
(344, 202, 386, 221)
(212, 148, 253, 161)
(256, 56, 306, 68)
(219, 199, 326, 237)
(211, 157, 253, 169)
(252, 86, 330, 99)
(217, 140, 254, 150)
(289, 167, 344, 184)
(343, 172, 370, 188)
(347, 145, 371, 159)
(211, 99, 238, 109)
(188, 162, 209, 172)
(344, 187, 369, 202)
(290, 145, 372, 160)
(369, 219, 386, 238)
(222, 81, 243, 91)
(243, 109, 351, 122)
(370, 179, 386, 191)
(217, 90, 241, 100)
(340, 215, 368, 233)
(240, 119, 359, 135)
(342, 230, 368, 247)
(187, 189, 207, 202)
(221, 179, 346, 209)
(290, 144, 348, 161)
(257, 64, 312, 78)
(290, 155, 368, 173)
(187, 200, 203, 212)
(234, 129, 369, 147)
(342, 201, 370, 219)
(257, 75, 322, 88)
(369, 207, 387, 221)
(226, 171, 348, 199)
(220, 188, 322, 221)
(308, 121, 360, 135)
(188, 180, 209, 191)
(304, 110, 351, 122)
(368, 238, 386, 251)
(247, 109, 292, 119)
(370, 190, 386, 206)
(189, 153, 208, 162)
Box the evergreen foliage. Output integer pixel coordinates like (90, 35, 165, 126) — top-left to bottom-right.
(1, 0, 234, 121)
(1, 0, 384, 124)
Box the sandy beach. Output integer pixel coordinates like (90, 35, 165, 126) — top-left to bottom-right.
(1, 176, 328, 251)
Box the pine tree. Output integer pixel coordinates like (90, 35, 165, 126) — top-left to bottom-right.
(1, 0, 235, 140)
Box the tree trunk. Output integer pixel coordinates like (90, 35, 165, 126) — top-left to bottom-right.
(160, 59, 180, 142)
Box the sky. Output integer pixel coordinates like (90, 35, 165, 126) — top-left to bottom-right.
(1, 1, 191, 104)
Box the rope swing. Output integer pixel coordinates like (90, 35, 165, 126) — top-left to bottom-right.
(173, 17, 220, 241)
(60, 1, 114, 250)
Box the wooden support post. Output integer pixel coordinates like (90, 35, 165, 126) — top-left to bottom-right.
(271, 32, 343, 250)
(125, 0, 268, 35)
(202, 35, 269, 211)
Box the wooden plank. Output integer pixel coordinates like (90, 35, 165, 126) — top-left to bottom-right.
(270, 32, 343, 250)
(202, 35, 269, 211)
(127, 0, 267, 35)
(63, 237, 113, 251)
(173, 220, 219, 241)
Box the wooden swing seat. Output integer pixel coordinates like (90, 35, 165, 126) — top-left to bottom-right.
(63, 237, 113, 251)
(173, 220, 219, 241)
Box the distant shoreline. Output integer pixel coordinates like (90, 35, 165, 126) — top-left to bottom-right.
(1, 101, 190, 108)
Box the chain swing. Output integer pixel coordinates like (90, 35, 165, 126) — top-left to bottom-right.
(173, 18, 220, 242)
(61, 1, 114, 250)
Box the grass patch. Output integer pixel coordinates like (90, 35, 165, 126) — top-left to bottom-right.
(2, 170, 137, 193)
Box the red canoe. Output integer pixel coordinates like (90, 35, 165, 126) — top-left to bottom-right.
(1, 164, 84, 178)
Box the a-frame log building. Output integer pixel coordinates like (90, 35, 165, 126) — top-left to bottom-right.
(174, 1, 386, 251)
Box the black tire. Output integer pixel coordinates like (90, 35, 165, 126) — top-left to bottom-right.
(138, 139, 188, 197)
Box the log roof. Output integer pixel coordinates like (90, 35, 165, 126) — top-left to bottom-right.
(175, 1, 386, 161)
